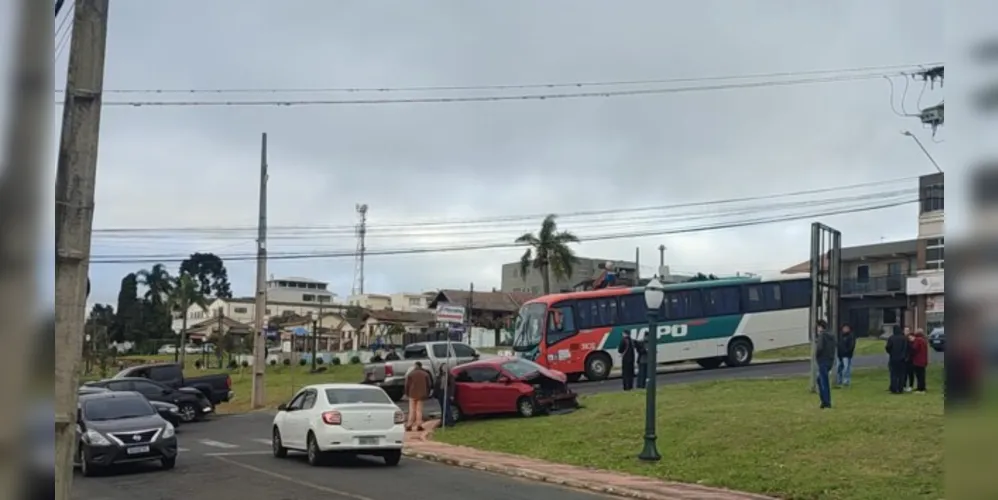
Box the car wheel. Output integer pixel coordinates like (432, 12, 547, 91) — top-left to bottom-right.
(160, 457, 176, 470)
(516, 396, 536, 418)
(449, 402, 463, 423)
(272, 426, 288, 458)
(725, 338, 754, 367)
(584, 352, 612, 381)
(306, 432, 324, 466)
(382, 449, 402, 466)
(177, 403, 198, 423)
(79, 450, 97, 477)
(696, 357, 724, 370)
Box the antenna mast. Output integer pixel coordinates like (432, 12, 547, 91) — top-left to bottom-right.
(352, 204, 368, 295)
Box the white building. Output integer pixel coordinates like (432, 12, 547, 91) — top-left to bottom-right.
(346, 291, 433, 312)
(265, 276, 336, 304)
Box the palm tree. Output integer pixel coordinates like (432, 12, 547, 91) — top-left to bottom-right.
(515, 214, 580, 295)
(170, 272, 209, 365)
(138, 264, 173, 305)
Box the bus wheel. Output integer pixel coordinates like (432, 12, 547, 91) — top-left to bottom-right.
(725, 339, 754, 367)
(696, 357, 724, 370)
(584, 352, 612, 381)
(566, 373, 583, 383)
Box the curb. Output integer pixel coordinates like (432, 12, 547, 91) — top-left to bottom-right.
(402, 447, 775, 500)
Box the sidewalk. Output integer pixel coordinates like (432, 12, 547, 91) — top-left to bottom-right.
(403, 421, 775, 500)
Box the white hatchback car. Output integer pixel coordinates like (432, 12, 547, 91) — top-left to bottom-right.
(271, 383, 406, 466)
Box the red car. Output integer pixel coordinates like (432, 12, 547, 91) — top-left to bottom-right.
(448, 357, 579, 421)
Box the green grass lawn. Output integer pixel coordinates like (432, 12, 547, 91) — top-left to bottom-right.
(435, 365, 943, 500)
(756, 337, 883, 360)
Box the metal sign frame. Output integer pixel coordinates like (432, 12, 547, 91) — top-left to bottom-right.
(808, 222, 842, 392)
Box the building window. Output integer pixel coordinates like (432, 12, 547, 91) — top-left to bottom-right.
(926, 237, 944, 270)
(265, 308, 272, 314)
(921, 184, 944, 213)
(856, 265, 869, 283)
(302, 294, 315, 302)
(408, 298, 422, 306)
(233, 307, 248, 314)
(887, 262, 902, 276)
(882, 308, 898, 324)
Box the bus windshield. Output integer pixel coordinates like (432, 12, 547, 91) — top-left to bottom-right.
(512, 303, 546, 352)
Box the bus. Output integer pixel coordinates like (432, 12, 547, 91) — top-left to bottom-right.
(511, 273, 813, 381)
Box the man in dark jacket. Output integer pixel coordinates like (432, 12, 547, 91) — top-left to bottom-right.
(814, 320, 836, 408)
(618, 332, 636, 391)
(835, 324, 856, 387)
(635, 338, 648, 389)
(885, 327, 910, 394)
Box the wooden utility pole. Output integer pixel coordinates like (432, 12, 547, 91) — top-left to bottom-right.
(251, 133, 269, 408)
(52, 2, 110, 499)
(0, 1, 50, 498)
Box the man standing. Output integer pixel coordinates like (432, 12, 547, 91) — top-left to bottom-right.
(404, 361, 432, 431)
(904, 328, 917, 392)
(835, 324, 856, 387)
(814, 320, 836, 409)
(885, 327, 910, 394)
(909, 329, 929, 393)
(618, 331, 636, 391)
(434, 363, 457, 425)
(635, 337, 648, 389)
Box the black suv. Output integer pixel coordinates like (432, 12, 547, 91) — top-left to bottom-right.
(86, 377, 213, 423)
(76, 391, 178, 476)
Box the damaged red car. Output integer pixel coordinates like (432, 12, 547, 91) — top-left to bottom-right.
(447, 357, 578, 421)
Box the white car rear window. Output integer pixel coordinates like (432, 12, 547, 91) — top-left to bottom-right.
(324, 388, 392, 405)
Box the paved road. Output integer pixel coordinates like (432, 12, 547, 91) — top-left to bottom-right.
(72, 413, 611, 500)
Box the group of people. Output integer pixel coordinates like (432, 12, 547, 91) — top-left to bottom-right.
(401, 361, 457, 431)
(617, 331, 649, 390)
(813, 320, 931, 409)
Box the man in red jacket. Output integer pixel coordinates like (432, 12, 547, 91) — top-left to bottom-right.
(909, 328, 930, 393)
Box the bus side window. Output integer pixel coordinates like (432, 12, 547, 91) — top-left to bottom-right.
(546, 305, 577, 345)
(780, 279, 812, 309)
(577, 298, 617, 329)
(742, 283, 782, 312)
(619, 294, 647, 324)
(702, 286, 741, 316)
(664, 290, 703, 320)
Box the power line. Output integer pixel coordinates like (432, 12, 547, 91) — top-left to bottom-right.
(55, 62, 941, 95)
(61, 70, 926, 108)
(54, 1, 74, 61)
(93, 176, 920, 234)
(89, 197, 916, 264)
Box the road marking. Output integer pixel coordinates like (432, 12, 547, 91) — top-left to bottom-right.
(213, 455, 377, 500)
(199, 439, 239, 449)
(252, 438, 272, 445)
(205, 450, 272, 457)
(178, 447, 190, 452)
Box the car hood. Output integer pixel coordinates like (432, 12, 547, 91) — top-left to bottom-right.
(86, 414, 165, 433)
(520, 366, 567, 384)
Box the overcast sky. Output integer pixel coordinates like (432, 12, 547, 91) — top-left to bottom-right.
(39, 0, 947, 307)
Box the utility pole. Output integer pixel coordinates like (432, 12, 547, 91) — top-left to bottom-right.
(657, 245, 667, 277)
(52, 2, 110, 500)
(216, 310, 224, 369)
(634, 247, 641, 282)
(251, 133, 269, 409)
(311, 304, 323, 372)
(466, 283, 474, 344)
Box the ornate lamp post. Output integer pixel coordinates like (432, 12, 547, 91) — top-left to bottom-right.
(639, 277, 665, 462)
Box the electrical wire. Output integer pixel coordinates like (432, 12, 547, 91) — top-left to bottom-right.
(54, 62, 941, 95)
(54, 1, 74, 61)
(93, 176, 920, 234)
(63, 71, 924, 108)
(89, 196, 917, 265)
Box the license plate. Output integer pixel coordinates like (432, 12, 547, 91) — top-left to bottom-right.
(127, 445, 150, 455)
(357, 437, 378, 445)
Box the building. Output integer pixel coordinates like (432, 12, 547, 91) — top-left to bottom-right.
(346, 292, 430, 312)
(906, 172, 944, 332)
(265, 276, 336, 304)
(429, 289, 538, 327)
(783, 239, 918, 336)
(500, 257, 638, 294)
(171, 296, 346, 334)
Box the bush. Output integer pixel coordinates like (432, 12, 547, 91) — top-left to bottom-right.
(241, 360, 249, 368)
(331, 357, 341, 365)
(316, 356, 325, 365)
(194, 359, 203, 369)
(227, 360, 238, 369)
(269, 358, 277, 366)
(298, 358, 307, 366)
(349, 355, 361, 365)
(282, 358, 291, 366)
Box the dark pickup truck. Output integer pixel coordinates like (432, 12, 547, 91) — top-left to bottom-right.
(113, 362, 233, 406)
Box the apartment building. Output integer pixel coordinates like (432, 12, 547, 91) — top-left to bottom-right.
(500, 257, 638, 294)
(346, 292, 432, 312)
(906, 172, 944, 332)
(265, 276, 336, 304)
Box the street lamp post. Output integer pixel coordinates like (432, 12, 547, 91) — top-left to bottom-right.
(639, 277, 665, 462)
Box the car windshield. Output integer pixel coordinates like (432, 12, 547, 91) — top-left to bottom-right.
(83, 397, 156, 421)
(500, 359, 544, 379)
(512, 303, 546, 352)
(324, 388, 393, 405)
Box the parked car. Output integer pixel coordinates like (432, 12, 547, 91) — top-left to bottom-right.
(271, 383, 405, 466)
(928, 327, 945, 352)
(361, 341, 481, 401)
(86, 377, 213, 422)
(75, 391, 178, 476)
(79, 385, 183, 428)
(112, 362, 233, 406)
(448, 357, 578, 421)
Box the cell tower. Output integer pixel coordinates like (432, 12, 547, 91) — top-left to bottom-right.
(352, 204, 368, 296)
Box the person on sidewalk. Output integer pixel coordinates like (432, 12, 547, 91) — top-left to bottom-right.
(617, 331, 636, 391)
(434, 363, 457, 426)
(635, 336, 648, 389)
(908, 328, 929, 393)
(904, 327, 916, 392)
(814, 320, 835, 409)
(885, 327, 909, 394)
(835, 324, 856, 387)
(404, 360, 432, 431)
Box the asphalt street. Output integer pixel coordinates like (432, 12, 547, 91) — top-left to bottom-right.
(71, 412, 612, 500)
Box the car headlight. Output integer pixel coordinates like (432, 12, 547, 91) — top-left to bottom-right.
(83, 430, 111, 446)
(161, 423, 175, 439)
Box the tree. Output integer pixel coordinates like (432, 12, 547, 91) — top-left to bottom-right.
(515, 214, 580, 295)
(170, 272, 210, 365)
(111, 273, 140, 343)
(138, 263, 173, 305)
(686, 273, 719, 282)
(179, 252, 232, 298)
(85, 304, 115, 376)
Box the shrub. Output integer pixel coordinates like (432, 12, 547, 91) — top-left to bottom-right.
(241, 360, 249, 368)
(282, 358, 291, 366)
(349, 355, 361, 365)
(298, 358, 307, 366)
(194, 359, 203, 369)
(269, 358, 277, 366)
(316, 356, 324, 365)
(331, 357, 341, 366)
(227, 360, 238, 369)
